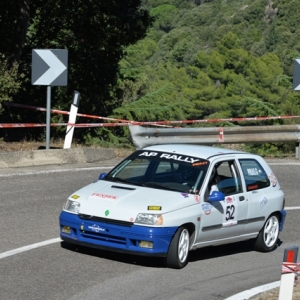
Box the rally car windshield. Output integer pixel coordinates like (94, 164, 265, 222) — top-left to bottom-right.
(105, 150, 210, 194)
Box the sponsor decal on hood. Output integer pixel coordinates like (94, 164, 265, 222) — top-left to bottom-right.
(89, 193, 117, 201)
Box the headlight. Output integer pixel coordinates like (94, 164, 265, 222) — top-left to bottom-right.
(64, 200, 80, 214)
(135, 213, 163, 225)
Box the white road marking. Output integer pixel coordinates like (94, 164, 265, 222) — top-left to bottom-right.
(224, 281, 280, 300)
(268, 162, 300, 165)
(0, 238, 61, 260)
(285, 206, 300, 210)
(0, 166, 115, 178)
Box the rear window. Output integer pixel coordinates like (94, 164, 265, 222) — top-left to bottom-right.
(239, 159, 270, 191)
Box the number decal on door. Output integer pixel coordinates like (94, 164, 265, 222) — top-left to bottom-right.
(222, 196, 238, 227)
(225, 205, 235, 221)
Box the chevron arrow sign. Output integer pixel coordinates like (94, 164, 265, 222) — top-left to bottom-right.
(32, 49, 68, 86)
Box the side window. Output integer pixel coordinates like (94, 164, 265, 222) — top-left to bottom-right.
(209, 160, 243, 196)
(239, 159, 270, 191)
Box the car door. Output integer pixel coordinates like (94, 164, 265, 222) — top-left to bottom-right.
(237, 158, 273, 235)
(196, 157, 249, 244)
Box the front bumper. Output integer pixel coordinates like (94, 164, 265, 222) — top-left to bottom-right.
(59, 211, 178, 257)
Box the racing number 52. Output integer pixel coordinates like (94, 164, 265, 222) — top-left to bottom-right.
(225, 205, 235, 221)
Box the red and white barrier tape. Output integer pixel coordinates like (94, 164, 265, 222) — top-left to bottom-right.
(1, 118, 300, 128)
(0, 123, 62, 128)
(5, 102, 132, 122)
(282, 262, 300, 274)
(3, 101, 300, 129)
(4, 102, 172, 127)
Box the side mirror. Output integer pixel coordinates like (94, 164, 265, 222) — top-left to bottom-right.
(209, 191, 225, 202)
(98, 172, 107, 180)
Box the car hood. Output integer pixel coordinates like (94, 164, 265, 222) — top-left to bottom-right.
(69, 180, 198, 222)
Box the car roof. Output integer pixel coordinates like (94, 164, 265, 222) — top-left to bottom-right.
(142, 144, 249, 160)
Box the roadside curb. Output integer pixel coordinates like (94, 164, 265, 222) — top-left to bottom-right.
(0, 148, 116, 169)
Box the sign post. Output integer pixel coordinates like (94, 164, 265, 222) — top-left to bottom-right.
(46, 86, 51, 150)
(293, 59, 300, 158)
(32, 49, 68, 149)
(279, 246, 299, 300)
(64, 91, 80, 149)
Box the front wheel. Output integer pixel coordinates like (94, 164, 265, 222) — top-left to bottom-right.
(164, 226, 190, 269)
(253, 214, 279, 252)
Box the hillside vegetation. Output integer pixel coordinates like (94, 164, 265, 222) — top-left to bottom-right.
(1, 0, 300, 155)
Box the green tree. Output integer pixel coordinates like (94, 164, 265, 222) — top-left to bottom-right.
(0, 0, 152, 141)
(0, 55, 21, 113)
(150, 4, 178, 32)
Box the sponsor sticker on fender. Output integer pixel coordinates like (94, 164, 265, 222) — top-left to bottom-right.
(201, 203, 212, 215)
(225, 196, 235, 203)
(260, 197, 268, 211)
(268, 173, 277, 187)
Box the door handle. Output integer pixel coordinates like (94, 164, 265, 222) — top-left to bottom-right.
(239, 196, 245, 201)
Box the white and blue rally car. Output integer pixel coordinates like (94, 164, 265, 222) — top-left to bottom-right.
(59, 144, 286, 269)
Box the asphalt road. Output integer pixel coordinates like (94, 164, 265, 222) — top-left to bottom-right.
(0, 160, 299, 300)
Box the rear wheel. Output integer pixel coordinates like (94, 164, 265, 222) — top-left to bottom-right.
(253, 214, 279, 252)
(165, 226, 190, 269)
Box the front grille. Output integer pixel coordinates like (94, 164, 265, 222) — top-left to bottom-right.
(82, 231, 126, 244)
(79, 214, 133, 227)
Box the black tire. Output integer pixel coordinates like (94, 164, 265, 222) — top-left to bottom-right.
(253, 214, 279, 252)
(165, 226, 190, 269)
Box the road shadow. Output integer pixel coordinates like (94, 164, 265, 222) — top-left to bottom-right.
(188, 238, 283, 262)
(61, 238, 283, 268)
(60, 241, 165, 268)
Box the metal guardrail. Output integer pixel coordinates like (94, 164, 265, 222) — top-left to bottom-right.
(129, 124, 300, 149)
